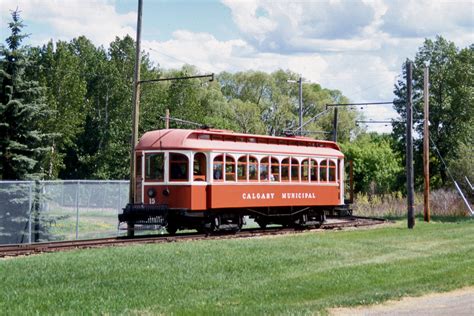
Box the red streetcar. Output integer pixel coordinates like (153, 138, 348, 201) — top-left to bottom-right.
(119, 128, 351, 233)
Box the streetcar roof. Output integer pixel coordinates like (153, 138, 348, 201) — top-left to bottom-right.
(136, 129, 343, 157)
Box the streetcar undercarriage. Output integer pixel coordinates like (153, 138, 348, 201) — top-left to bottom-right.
(120, 203, 352, 235)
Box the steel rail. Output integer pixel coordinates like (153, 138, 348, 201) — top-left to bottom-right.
(0, 216, 386, 258)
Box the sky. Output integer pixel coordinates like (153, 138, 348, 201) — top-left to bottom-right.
(1, 0, 473, 133)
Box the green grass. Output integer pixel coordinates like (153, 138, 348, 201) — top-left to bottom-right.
(1, 218, 473, 315)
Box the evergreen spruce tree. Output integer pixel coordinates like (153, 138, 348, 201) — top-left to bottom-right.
(0, 10, 50, 180)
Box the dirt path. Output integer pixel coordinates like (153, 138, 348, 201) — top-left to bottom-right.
(329, 287, 474, 316)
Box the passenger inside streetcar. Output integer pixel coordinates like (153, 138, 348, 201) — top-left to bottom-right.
(213, 166, 223, 180)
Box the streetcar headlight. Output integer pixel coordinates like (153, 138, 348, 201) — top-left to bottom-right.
(147, 188, 156, 198)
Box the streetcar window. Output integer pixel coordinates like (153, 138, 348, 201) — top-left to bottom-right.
(249, 156, 258, 181)
(301, 159, 310, 182)
(281, 158, 290, 181)
(290, 158, 299, 182)
(169, 153, 189, 181)
(270, 157, 279, 181)
(320, 159, 328, 182)
(311, 159, 318, 182)
(260, 157, 270, 181)
(225, 155, 236, 181)
(193, 152, 207, 181)
(237, 156, 248, 181)
(136, 153, 142, 177)
(145, 153, 164, 182)
(329, 160, 336, 182)
(213, 155, 224, 181)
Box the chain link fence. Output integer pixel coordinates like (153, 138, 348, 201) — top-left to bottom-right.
(0, 180, 129, 245)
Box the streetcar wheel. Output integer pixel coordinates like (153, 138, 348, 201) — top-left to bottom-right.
(212, 215, 220, 232)
(233, 216, 244, 232)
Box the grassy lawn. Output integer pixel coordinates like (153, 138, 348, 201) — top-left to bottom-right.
(1, 218, 473, 315)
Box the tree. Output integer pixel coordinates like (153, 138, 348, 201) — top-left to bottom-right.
(0, 10, 54, 243)
(218, 70, 356, 138)
(27, 40, 87, 179)
(341, 133, 403, 195)
(392, 37, 473, 188)
(228, 99, 265, 134)
(0, 10, 51, 180)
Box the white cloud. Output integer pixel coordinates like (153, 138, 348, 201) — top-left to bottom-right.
(144, 26, 407, 133)
(222, 0, 376, 53)
(381, 0, 474, 38)
(2, 0, 471, 135)
(1, 0, 136, 46)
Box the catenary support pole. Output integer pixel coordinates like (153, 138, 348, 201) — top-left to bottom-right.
(423, 66, 430, 222)
(406, 61, 415, 229)
(332, 107, 338, 142)
(76, 180, 80, 240)
(128, 0, 143, 237)
(165, 108, 170, 129)
(298, 77, 303, 135)
(28, 182, 32, 243)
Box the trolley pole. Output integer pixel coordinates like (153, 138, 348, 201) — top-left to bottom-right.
(406, 61, 415, 229)
(423, 66, 430, 222)
(128, 0, 143, 236)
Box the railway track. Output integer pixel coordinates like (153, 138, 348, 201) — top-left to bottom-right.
(0, 216, 386, 258)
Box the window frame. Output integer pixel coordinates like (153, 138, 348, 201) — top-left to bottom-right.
(290, 158, 299, 182)
(225, 154, 236, 182)
(281, 158, 290, 182)
(144, 152, 165, 182)
(237, 155, 248, 182)
(213, 154, 224, 182)
(260, 156, 270, 182)
(301, 159, 310, 182)
(169, 152, 189, 182)
(310, 159, 318, 182)
(328, 159, 337, 182)
(320, 159, 328, 182)
(249, 156, 259, 181)
(193, 152, 207, 182)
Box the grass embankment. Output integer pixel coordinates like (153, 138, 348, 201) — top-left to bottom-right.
(1, 218, 473, 314)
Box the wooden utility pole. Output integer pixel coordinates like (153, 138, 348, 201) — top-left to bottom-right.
(165, 108, 170, 129)
(128, 0, 143, 236)
(298, 77, 303, 135)
(423, 66, 430, 222)
(406, 61, 415, 229)
(332, 107, 338, 142)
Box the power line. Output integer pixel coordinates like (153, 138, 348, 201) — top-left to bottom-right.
(356, 120, 393, 124)
(139, 73, 214, 84)
(326, 101, 393, 110)
(145, 46, 215, 76)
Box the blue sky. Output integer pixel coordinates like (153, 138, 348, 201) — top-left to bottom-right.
(1, 0, 473, 133)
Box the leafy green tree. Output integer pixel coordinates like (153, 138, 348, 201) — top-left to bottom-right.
(392, 37, 473, 188)
(342, 133, 403, 194)
(0, 10, 51, 180)
(27, 41, 88, 179)
(228, 99, 265, 134)
(218, 70, 356, 138)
